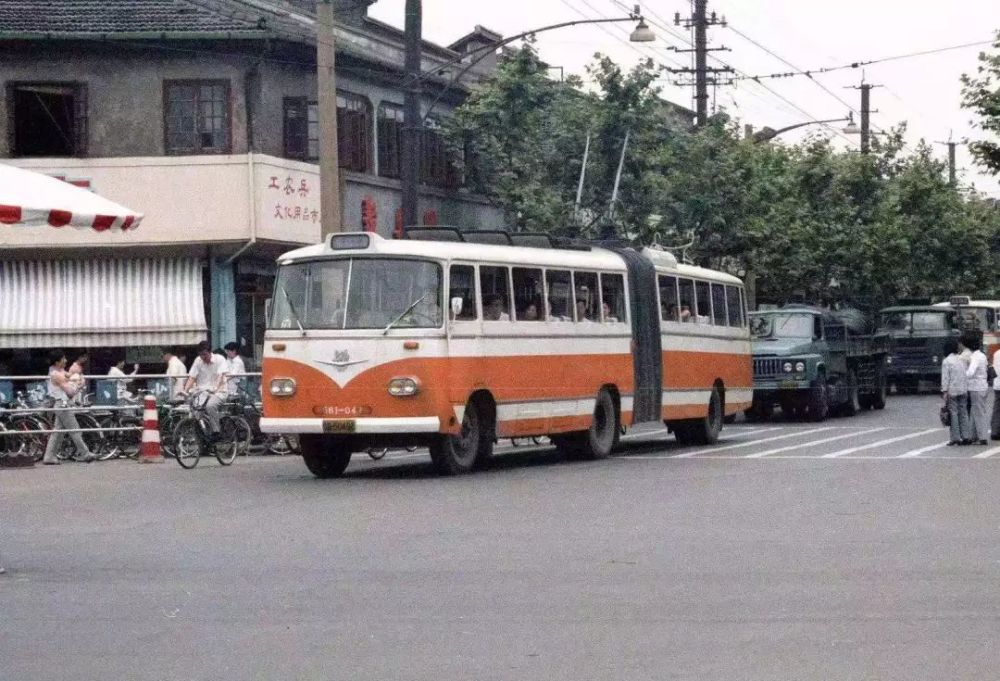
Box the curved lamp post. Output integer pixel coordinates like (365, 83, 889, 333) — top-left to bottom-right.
(751, 112, 856, 144)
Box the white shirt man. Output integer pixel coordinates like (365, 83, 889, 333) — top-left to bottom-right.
(183, 344, 229, 436)
(164, 352, 187, 399)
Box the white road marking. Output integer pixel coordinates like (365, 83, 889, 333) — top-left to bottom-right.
(744, 428, 887, 459)
(897, 440, 951, 459)
(973, 446, 1000, 459)
(820, 429, 940, 458)
(669, 427, 793, 458)
(669, 427, 833, 458)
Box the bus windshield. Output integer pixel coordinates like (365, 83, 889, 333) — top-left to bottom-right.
(955, 307, 994, 332)
(269, 258, 443, 330)
(750, 313, 814, 339)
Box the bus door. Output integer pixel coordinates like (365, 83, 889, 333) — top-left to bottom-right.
(612, 249, 662, 424)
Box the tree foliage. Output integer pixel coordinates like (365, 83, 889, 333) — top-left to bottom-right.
(447, 45, 1000, 311)
(962, 32, 1000, 174)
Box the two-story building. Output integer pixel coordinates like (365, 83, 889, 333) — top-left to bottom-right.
(0, 0, 505, 370)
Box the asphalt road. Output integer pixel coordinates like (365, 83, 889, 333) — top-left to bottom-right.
(3, 394, 1000, 680)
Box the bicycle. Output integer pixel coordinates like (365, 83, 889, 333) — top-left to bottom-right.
(171, 391, 242, 469)
(94, 396, 144, 461)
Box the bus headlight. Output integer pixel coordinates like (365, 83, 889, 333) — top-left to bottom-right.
(388, 377, 420, 397)
(269, 378, 297, 396)
(795, 361, 806, 373)
(782, 362, 793, 373)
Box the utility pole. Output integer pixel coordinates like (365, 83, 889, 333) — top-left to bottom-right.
(669, 1, 732, 126)
(316, 0, 341, 237)
(401, 0, 422, 231)
(936, 136, 958, 186)
(847, 80, 880, 154)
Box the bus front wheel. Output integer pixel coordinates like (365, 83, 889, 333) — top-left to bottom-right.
(300, 435, 352, 478)
(430, 400, 489, 475)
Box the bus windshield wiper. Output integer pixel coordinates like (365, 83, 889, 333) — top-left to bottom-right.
(383, 292, 428, 336)
(279, 284, 306, 336)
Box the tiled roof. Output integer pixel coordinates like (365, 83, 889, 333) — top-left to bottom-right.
(0, 0, 295, 37)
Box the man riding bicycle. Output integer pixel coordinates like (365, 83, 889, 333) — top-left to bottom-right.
(181, 341, 229, 442)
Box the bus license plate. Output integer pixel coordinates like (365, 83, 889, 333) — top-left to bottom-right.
(323, 419, 356, 434)
(779, 380, 799, 389)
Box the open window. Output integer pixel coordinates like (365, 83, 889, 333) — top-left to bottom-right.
(513, 267, 545, 321)
(9, 82, 87, 157)
(479, 265, 511, 321)
(449, 264, 477, 320)
(546, 270, 573, 321)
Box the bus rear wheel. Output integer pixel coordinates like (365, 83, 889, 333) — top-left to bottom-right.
(300, 435, 352, 478)
(671, 387, 723, 445)
(430, 400, 490, 475)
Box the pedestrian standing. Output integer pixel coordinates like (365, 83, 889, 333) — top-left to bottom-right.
(162, 348, 187, 399)
(942, 339, 974, 445)
(107, 358, 139, 401)
(991, 346, 1000, 440)
(965, 335, 992, 445)
(41, 350, 95, 464)
(223, 342, 246, 396)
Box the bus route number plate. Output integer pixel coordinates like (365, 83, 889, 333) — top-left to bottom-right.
(323, 419, 356, 434)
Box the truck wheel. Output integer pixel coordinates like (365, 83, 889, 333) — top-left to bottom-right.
(872, 370, 888, 410)
(839, 370, 859, 417)
(806, 379, 829, 422)
(300, 435, 352, 479)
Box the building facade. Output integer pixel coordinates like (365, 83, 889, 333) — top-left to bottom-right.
(0, 0, 505, 369)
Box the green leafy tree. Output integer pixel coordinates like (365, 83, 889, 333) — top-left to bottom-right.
(962, 32, 1000, 174)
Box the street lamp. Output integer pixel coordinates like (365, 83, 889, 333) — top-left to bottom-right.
(842, 113, 860, 136)
(401, 5, 657, 230)
(751, 112, 855, 144)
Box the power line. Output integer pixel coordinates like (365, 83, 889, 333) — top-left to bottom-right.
(730, 38, 995, 83)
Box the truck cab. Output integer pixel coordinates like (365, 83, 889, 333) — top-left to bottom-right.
(749, 305, 889, 421)
(878, 305, 958, 393)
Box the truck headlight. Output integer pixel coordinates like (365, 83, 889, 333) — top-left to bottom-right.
(795, 361, 806, 373)
(269, 378, 296, 396)
(782, 362, 793, 373)
(388, 377, 420, 397)
(932, 355, 939, 364)
(886, 356, 893, 365)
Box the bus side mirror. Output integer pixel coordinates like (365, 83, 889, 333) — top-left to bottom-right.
(451, 297, 464, 319)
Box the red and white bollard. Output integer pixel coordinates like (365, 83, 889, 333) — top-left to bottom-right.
(138, 394, 164, 464)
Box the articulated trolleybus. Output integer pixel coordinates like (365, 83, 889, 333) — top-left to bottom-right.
(261, 230, 752, 477)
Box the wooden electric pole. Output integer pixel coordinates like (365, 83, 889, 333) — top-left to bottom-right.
(401, 0, 422, 231)
(317, 0, 342, 237)
(847, 80, 881, 155)
(669, 0, 731, 126)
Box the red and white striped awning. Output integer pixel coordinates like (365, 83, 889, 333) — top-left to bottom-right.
(0, 163, 142, 232)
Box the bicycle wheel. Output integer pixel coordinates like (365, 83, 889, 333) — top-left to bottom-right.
(8, 416, 46, 461)
(231, 416, 253, 456)
(73, 413, 107, 461)
(172, 418, 203, 469)
(214, 416, 240, 465)
(117, 414, 143, 460)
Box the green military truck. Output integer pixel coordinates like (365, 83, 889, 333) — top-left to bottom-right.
(878, 304, 959, 393)
(747, 305, 891, 421)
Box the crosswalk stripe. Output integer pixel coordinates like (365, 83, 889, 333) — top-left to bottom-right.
(973, 446, 1000, 459)
(897, 440, 951, 458)
(671, 427, 831, 458)
(744, 428, 886, 459)
(820, 428, 940, 458)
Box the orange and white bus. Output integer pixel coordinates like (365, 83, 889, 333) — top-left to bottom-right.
(261, 230, 752, 477)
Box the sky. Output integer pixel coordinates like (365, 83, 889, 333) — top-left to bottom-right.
(368, 0, 1000, 198)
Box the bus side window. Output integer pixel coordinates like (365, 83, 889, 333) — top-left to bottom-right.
(513, 267, 545, 321)
(600, 273, 626, 323)
(479, 265, 511, 321)
(574, 271, 599, 322)
(678, 278, 695, 322)
(659, 275, 679, 321)
(711, 283, 728, 326)
(546, 270, 573, 321)
(725, 285, 742, 327)
(449, 264, 477, 320)
(695, 280, 712, 324)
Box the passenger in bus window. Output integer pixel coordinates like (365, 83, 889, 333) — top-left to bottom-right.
(484, 294, 510, 321)
(602, 301, 618, 323)
(520, 302, 540, 321)
(680, 303, 692, 322)
(576, 298, 595, 322)
(664, 303, 679, 321)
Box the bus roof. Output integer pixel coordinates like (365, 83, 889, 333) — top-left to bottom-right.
(933, 300, 1000, 308)
(277, 233, 744, 285)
